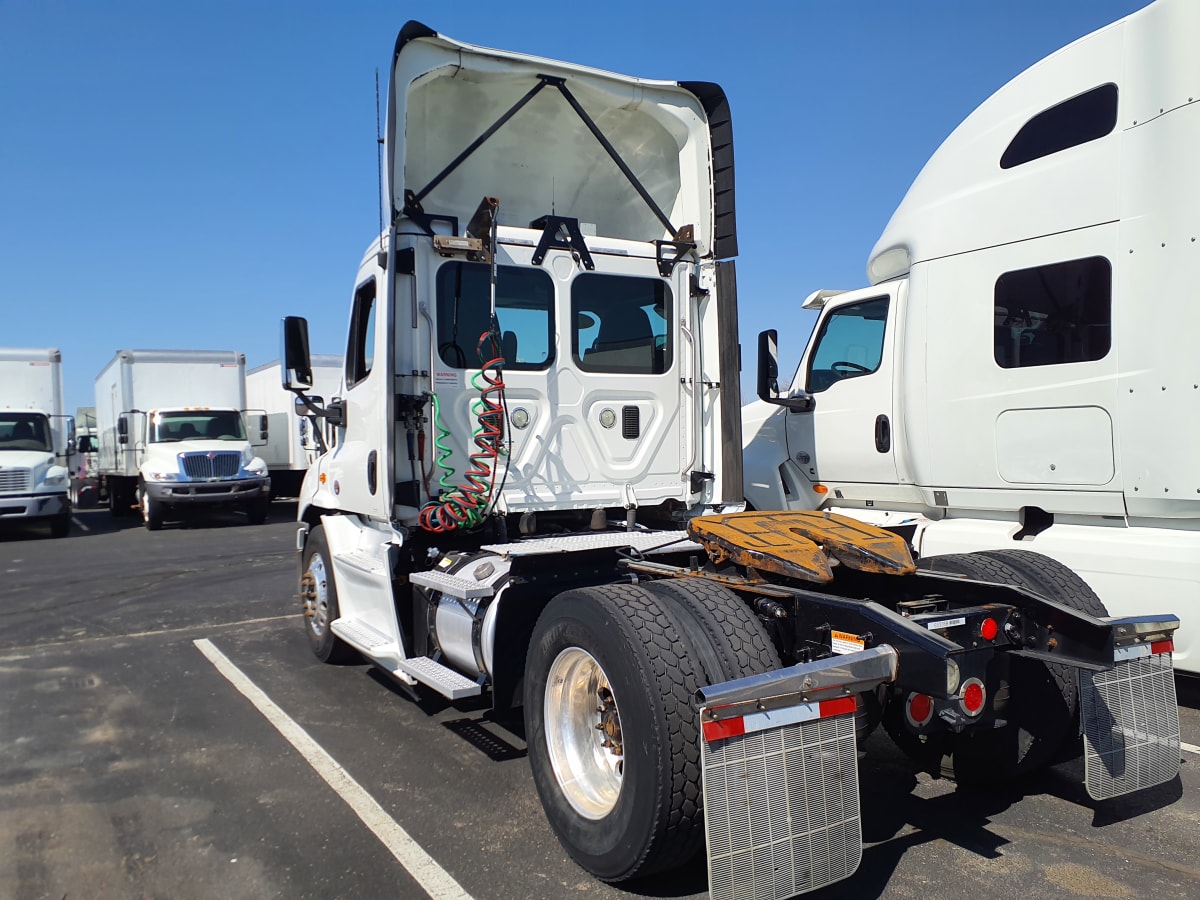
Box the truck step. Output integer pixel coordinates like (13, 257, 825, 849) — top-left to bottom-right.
(393, 656, 482, 700)
(331, 618, 400, 657)
(409, 569, 495, 599)
(334, 549, 390, 578)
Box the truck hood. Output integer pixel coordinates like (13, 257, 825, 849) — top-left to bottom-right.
(388, 22, 737, 259)
(0, 449, 62, 489)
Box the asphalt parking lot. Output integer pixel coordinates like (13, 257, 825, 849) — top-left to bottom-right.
(2, 504, 1199, 900)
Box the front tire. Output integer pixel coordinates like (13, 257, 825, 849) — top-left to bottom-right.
(246, 496, 270, 525)
(300, 525, 356, 663)
(139, 483, 163, 531)
(49, 512, 71, 538)
(524, 584, 704, 882)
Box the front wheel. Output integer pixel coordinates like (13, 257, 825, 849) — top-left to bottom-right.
(246, 496, 269, 525)
(524, 584, 704, 882)
(139, 483, 163, 531)
(49, 512, 70, 538)
(300, 525, 356, 663)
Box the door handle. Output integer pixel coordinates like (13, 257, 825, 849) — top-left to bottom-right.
(367, 450, 377, 495)
(874, 415, 891, 453)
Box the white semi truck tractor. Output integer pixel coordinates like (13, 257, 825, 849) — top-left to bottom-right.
(94, 349, 270, 530)
(742, 0, 1200, 677)
(280, 15, 1184, 897)
(0, 347, 75, 538)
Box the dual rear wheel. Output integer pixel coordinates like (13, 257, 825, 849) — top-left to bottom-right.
(524, 580, 779, 882)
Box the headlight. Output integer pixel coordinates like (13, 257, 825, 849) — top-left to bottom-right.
(150, 472, 181, 482)
(241, 447, 254, 467)
(244, 461, 268, 477)
(44, 472, 68, 486)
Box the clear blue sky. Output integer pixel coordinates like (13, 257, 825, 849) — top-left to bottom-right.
(0, 0, 1147, 414)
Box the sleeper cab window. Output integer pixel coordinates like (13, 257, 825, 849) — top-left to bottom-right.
(346, 279, 376, 387)
(1000, 83, 1118, 169)
(994, 256, 1111, 368)
(572, 274, 673, 375)
(436, 263, 555, 370)
(806, 297, 889, 393)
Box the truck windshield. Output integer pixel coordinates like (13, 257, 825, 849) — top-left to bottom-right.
(0, 413, 53, 452)
(150, 411, 246, 442)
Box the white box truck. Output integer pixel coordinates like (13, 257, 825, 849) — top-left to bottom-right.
(94, 349, 271, 530)
(275, 13, 1183, 897)
(245, 356, 341, 498)
(743, 0, 1200, 674)
(0, 347, 75, 537)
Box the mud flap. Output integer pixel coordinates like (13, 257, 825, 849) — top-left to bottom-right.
(697, 646, 898, 900)
(1080, 644, 1181, 801)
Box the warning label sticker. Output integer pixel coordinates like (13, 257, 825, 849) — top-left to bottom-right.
(831, 630, 865, 655)
(433, 369, 461, 388)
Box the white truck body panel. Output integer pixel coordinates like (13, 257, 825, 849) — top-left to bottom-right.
(246, 356, 342, 473)
(0, 347, 73, 527)
(743, 0, 1200, 672)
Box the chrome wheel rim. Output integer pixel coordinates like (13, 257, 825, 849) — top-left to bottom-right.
(544, 647, 623, 820)
(302, 553, 331, 636)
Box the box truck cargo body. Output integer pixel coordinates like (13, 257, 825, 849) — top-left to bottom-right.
(94, 349, 270, 530)
(0, 347, 74, 537)
(245, 356, 341, 497)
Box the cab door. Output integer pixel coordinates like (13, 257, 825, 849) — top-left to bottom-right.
(785, 283, 900, 500)
(325, 275, 390, 521)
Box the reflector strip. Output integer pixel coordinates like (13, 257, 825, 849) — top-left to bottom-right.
(1115, 641, 1174, 661)
(702, 695, 856, 743)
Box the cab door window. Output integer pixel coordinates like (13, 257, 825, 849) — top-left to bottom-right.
(806, 297, 889, 393)
(346, 280, 376, 387)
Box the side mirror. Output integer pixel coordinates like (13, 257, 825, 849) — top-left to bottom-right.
(757, 330, 815, 413)
(118, 415, 129, 444)
(282, 316, 314, 390)
(294, 395, 324, 417)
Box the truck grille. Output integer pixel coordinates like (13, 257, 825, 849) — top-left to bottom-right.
(702, 713, 862, 900)
(1081, 652, 1180, 800)
(180, 452, 240, 479)
(0, 468, 32, 492)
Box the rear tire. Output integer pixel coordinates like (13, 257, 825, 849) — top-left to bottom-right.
(885, 551, 1081, 782)
(524, 584, 704, 882)
(300, 525, 357, 663)
(641, 578, 780, 684)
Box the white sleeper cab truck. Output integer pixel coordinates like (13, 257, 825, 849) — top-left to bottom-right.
(0, 347, 75, 538)
(282, 20, 1183, 898)
(94, 349, 270, 530)
(245, 356, 341, 498)
(743, 0, 1200, 680)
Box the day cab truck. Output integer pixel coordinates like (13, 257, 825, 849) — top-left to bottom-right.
(0, 347, 75, 538)
(95, 349, 271, 530)
(281, 14, 1184, 898)
(743, 0, 1200, 679)
(245, 356, 341, 498)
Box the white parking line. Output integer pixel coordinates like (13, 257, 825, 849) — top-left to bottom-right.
(1182, 740, 1200, 756)
(194, 638, 474, 900)
(72, 517, 90, 531)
